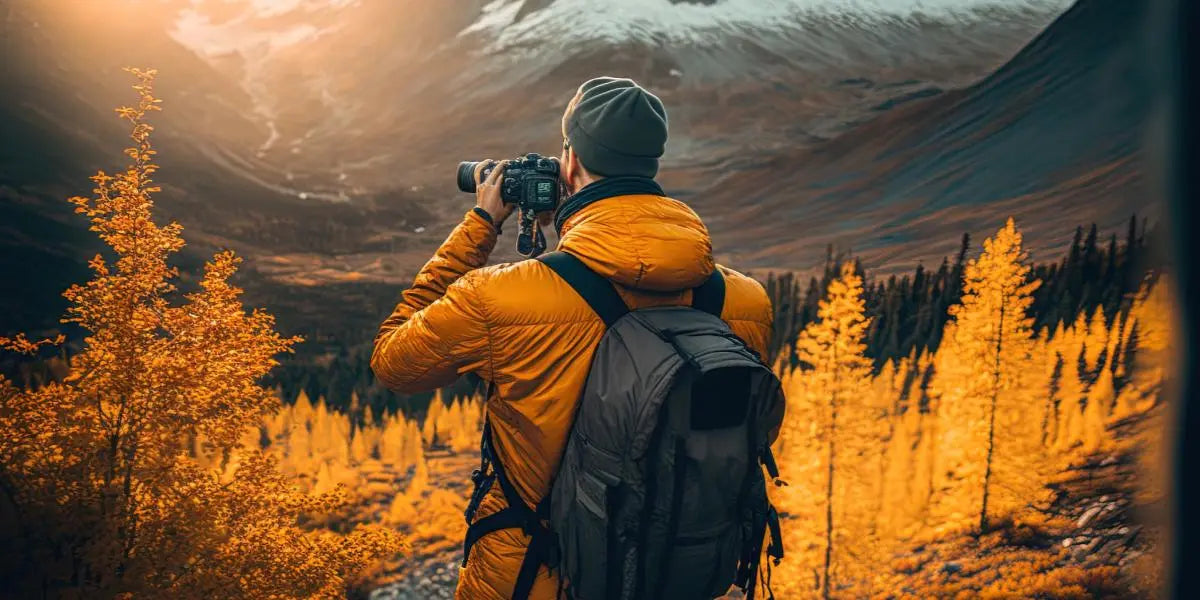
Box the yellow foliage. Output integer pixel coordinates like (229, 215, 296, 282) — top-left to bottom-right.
(782, 263, 882, 596)
(769, 218, 1161, 598)
(929, 219, 1049, 533)
(423, 389, 446, 445)
(1082, 369, 1115, 453)
(0, 69, 401, 598)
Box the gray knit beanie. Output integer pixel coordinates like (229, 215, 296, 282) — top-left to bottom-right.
(565, 77, 668, 178)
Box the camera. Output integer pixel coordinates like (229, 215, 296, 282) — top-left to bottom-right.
(454, 153, 560, 257)
(456, 153, 561, 214)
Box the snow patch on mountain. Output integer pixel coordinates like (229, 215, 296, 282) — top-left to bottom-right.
(461, 0, 1072, 48)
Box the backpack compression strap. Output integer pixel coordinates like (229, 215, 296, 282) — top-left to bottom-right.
(462, 416, 554, 600)
(538, 251, 725, 324)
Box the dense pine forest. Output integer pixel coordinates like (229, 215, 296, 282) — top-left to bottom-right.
(767, 216, 1159, 371)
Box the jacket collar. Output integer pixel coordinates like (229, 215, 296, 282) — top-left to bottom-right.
(554, 176, 664, 236)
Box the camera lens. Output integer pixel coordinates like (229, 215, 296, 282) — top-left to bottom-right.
(456, 161, 480, 193)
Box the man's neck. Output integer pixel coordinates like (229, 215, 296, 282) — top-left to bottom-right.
(554, 176, 664, 236)
(570, 174, 602, 196)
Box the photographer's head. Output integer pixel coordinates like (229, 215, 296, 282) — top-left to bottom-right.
(559, 77, 668, 196)
(461, 77, 668, 247)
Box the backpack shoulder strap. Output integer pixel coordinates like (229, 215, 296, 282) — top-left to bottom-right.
(538, 251, 628, 327)
(692, 268, 725, 317)
(540, 251, 726, 323)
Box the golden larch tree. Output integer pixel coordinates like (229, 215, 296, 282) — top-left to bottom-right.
(1081, 365, 1113, 453)
(929, 218, 1047, 533)
(1037, 336, 1062, 447)
(0, 69, 401, 598)
(1053, 346, 1087, 453)
(1128, 276, 1173, 378)
(771, 364, 827, 599)
(870, 359, 901, 533)
(1083, 306, 1109, 375)
(423, 389, 446, 446)
(794, 262, 877, 598)
(351, 423, 374, 464)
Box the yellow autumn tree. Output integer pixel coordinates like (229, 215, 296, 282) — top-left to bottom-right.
(869, 359, 901, 531)
(0, 69, 401, 598)
(1128, 276, 1174, 387)
(792, 262, 878, 599)
(771, 364, 828, 599)
(929, 218, 1048, 533)
(423, 389, 446, 446)
(1037, 337, 1062, 447)
(351, 424, 373, 464)
(908, 408, 938, 531)
(1081, 364, 1113, 453)
(1052, 347, 1087, 453)
(1110, 279, 1169, 418)
(1083, 306, 1109, 375)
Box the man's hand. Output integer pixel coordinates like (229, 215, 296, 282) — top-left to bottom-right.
(475, 160, 516, 228)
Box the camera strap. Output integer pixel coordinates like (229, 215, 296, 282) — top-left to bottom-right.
(516, 209, 547, 257)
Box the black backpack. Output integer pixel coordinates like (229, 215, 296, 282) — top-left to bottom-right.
(462, 251, 785, 600)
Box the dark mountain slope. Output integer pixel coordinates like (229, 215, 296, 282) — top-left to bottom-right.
(696, 0, 1153, 273)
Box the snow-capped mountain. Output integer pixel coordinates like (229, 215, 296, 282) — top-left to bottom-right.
(161, 0, 1073, 196)
(1, 0, 1156, 340)
(463, 0, 1071, 47)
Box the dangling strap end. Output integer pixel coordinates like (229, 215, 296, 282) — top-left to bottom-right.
(761, 446, 781, 480)
(766, 505, 784, 561)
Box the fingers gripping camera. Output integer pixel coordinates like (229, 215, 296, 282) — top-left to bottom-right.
(457, 153, 561, 257)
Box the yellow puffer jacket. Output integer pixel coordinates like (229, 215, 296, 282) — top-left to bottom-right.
(372, 193, 773, 600)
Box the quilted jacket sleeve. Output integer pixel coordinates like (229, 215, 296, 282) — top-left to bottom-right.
(371, 210, 497, 393)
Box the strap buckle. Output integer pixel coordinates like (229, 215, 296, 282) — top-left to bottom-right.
(465, 468, 496, 525)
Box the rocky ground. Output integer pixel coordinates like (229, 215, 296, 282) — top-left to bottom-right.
(364, 452, 478, 600)
(1050, 405, 1167, 594)
(368, 558, 462, 600)
(873, 400, 1167, 599)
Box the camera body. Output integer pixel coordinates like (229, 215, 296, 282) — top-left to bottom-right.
(457, 153, 561, 214)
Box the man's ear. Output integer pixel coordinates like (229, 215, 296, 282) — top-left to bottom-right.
(563, 147, 577, 187)
(567, 147, 592, 191)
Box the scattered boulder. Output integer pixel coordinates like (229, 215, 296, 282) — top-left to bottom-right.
(1077, 506, 1102, 528)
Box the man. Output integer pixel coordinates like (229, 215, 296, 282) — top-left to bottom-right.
(371, 77, 774, 600)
